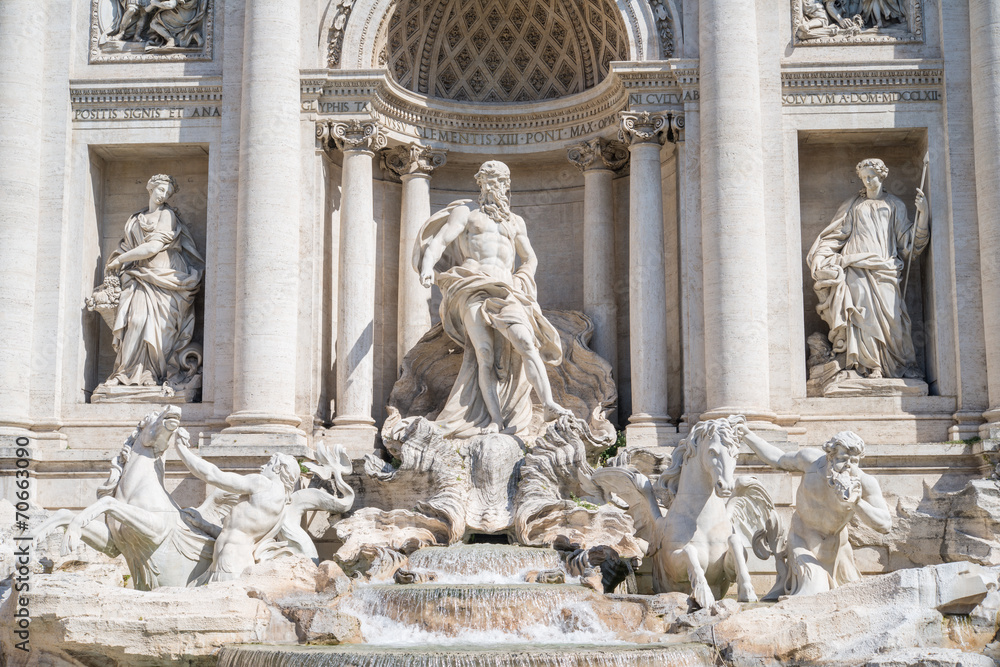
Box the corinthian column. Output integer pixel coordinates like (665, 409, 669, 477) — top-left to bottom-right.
(383, 144, 447, 372)
(223, 0, 304, 445)
(566, 138, 627, 384)
(699, 0, 774, 426)
(0, 1, 43, 437)
(321, 120, 386, 448)
(970, 0, 1000, 437)
(619, 112, 671, 445)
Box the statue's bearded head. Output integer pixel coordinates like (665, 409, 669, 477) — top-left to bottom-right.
(822, 431, 865, 500)
(475, 160, 511, 223)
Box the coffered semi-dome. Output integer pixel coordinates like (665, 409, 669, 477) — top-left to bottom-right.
(384, 0, 631, 103)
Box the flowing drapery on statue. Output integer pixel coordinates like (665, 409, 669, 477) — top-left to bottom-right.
(806, 158, 929, 379)
(413, 161, 571, 438)
(89, 174, 204, 396)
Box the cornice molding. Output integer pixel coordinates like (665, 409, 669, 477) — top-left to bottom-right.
(70, 79, 223, 106)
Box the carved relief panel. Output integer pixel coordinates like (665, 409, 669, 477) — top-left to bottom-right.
(792, 0, 922, 45)
(90, 0, 214, 63)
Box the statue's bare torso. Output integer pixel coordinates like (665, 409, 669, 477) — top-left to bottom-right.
(454, 205, 519, 281)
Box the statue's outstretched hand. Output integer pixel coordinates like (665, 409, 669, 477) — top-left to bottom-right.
(175, 427, 192, 449)
(735, 422, 752, 442)
(419, 269, 434, 288)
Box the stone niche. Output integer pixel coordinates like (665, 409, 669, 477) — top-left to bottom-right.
(324, 149, 638, 426)
(797, 129, 932, 395)
(82, 145, 209, 402)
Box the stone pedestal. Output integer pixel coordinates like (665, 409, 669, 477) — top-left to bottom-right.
(221, 0, 305, 447)
(619, 113, 673, 446)
(326, 120, 387, 455)
(383, 144, 447, 372)
(0, 1, 43, 438)
(970, 0, 1000, 438)
(698, 0, 775, 429)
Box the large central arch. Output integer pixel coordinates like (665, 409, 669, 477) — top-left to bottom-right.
(330, 0, 665, 73)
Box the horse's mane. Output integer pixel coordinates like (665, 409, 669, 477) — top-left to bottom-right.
(655, 415, 745, 502)
(96, 410, 160, 499)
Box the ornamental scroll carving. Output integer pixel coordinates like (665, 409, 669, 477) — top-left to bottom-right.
(318, 119, 389, 153)
(618, 111, 670, 146)
(649, 0, 682, 58)
(566, 138, 629, 173)
(380, 144, 448, 183)
(326, 0, 358, 68)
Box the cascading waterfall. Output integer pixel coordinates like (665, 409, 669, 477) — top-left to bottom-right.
(406, 544, 564, 583)
(219, 543, 718, 667)
(342, 584, 617, 644)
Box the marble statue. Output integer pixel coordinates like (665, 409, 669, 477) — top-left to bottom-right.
(33, 406, 218, 589)
(413, 160, 572, 437)
(88, 174, 204, 402)
(33, 406, 355, 588)
(738, 425, 892, 598)
(104, 0, 208, 50)
(807, 158, 929, 382)
(176, 438, 355, 583)
(592, 416, 774, 608)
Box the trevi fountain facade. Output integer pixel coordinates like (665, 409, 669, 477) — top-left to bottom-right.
(2, 0, 1000, 665)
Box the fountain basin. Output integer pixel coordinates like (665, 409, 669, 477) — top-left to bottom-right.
(218, 642, 716, 667)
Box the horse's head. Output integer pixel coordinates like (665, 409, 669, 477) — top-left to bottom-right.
(690, 415, 744, 498)
(134, 405, 183, 457)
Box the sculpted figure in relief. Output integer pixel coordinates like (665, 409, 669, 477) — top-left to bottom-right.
(413, 160, 572, 437)
(88, 174, 204, 401)
(104, 0, 208, 51)
(739, 425, 891, 598)
(807, 158, 929, 380)
(795, 0, 907, 41)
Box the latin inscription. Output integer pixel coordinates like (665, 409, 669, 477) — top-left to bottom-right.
(627, 91, 699, 106)
(782, 90, 940, 106)
(73, 106, 221, 121)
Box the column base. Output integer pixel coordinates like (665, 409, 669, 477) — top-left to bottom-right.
(950, 411, 986, 441)
(0, 413, 33, 440)
(216, 411, 307, 449)
(981, 408, 1000, 441)
(626, 415, 680, 448)
(325, 420, 378, 459)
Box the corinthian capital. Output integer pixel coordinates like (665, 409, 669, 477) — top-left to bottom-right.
(566, 138, 629, 172)
(317, 119, 388, 154)
(381, 144, 447, 182)
(618, 111, 668, 146)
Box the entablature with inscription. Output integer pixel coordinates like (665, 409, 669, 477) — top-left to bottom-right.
(69, 78, 223, 123)
(302, 62, 694, 154)
(780, 61, 943, 108)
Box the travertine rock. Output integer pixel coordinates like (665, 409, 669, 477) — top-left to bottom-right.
(0, 573, 271, 667)
(709, 563, 1000, 666)
(852, 479, 1000, 568)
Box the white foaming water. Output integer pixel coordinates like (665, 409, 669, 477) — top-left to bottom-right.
(407, 544, 563, 578)
(340, 584, 623, 647)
